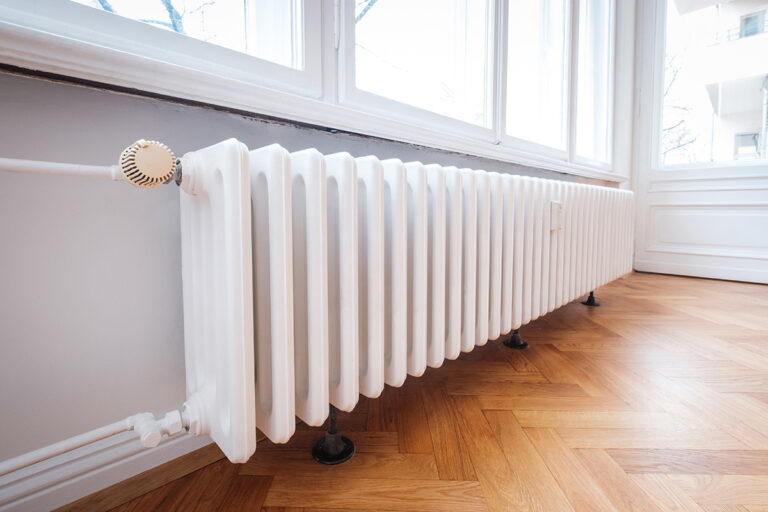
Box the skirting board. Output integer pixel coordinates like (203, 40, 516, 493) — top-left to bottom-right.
(634, 259, 768, 285)
(0, 431, 213, 512)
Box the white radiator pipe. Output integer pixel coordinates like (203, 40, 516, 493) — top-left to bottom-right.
(0, 411, 184, 478)
(0, 157, 123, 181)
(0, 140, 178, 188)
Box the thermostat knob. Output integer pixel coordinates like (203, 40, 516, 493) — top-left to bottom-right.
(119, 140, 176, 188)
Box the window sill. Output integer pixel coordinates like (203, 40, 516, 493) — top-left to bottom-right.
(0, 19, 626, 184)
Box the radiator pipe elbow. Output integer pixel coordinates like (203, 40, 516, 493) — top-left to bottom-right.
(130, 413, 162, 448)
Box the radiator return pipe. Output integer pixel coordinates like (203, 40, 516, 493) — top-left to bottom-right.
(0, 410, 187, 478)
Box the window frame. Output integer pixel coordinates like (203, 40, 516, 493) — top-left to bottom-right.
(0, 0, 322, 97)
(0, 0, 630, 182)
(501, 0, 573, 162)
(571, 0, 617, 169)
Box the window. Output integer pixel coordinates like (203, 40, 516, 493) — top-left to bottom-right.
(576, 0, 613, 163)
(352, 0, 493, 127)
(0, 0, 630, 181)
(735, 132, 760, 158)
(661, 1, 768, 166)
(505, 0, 615, 165)
(70, 0, 304, 69)
(506, 0, 569, 150)
(740, 10, 766, 38)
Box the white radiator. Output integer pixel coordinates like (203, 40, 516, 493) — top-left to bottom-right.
(178, 141, 634, 464)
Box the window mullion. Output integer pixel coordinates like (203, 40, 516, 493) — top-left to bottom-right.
(320, 0, 340, 104)
(606, 0, 617, 166)
(567, 0, 580, 164)
(493, 0, 509, 143)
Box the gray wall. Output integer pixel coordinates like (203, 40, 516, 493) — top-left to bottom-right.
(0, 71, 605, 460)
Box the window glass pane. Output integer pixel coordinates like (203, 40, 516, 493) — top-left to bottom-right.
(661, 1, 768, 165)
(69, 0, 303, 69)
(506, 0, 568, 149)
(576, 0, 612, 162)
(355, 0, 491, 127)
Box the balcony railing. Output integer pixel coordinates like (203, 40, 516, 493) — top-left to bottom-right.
(712, 17, 768, 45)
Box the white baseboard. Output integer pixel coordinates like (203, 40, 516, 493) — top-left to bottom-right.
(634, 260, 768, 284)
(0, 431, 211, 511)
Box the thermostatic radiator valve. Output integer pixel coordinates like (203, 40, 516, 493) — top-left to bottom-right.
(119, 139, 180, 188)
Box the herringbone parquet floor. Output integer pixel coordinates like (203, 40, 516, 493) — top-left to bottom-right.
(110, 272, 768, 512)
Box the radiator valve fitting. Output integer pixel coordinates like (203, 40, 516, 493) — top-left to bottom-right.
(130, 410, 184, 448)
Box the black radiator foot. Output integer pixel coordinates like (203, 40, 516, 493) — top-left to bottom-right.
(581, 291, 600, 307)
(312, 405, 355, 465)
(503, 329, 529, 350)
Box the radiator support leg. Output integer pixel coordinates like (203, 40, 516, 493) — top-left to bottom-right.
(503, 329, 529, 350)
(582, 291, 600, 307)
(312, 405, 355, 465)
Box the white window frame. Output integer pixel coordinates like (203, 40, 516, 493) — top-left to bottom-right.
(644, 0, 768, 174)
(0, 0, 631, 183)
(570, 0, 617, 170)
(0, 0, 322, 97)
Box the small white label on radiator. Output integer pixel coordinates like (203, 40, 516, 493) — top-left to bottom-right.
(550, 200, 563, 231)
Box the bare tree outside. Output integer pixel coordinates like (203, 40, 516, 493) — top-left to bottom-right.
(69, 0, 303, 69)
(90, 0, 212, 36)
(661, 53, 698, 164)
(355, 0, 379, 23)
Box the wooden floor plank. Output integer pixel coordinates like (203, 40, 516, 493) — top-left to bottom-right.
(557, 428, 747, 450)
(666, 475, 768, 505)
(640, 371, 768, 449)
(445, 381, 589, 398)
(217, 475, 272, 511)
(422, 361, 547, 383)
(259, 430, 400, 454)
(501, 348, 542, 373)
(513, 410, 688, 429)
(574, 448, 663, 511)
(141, 459, 234, 511)
(608, 449, 768, 474)
(450, 395, 527, 511)
(477, 394, 632, 412)
(395, 381, 434, 454)
(484, 410, 574, 512)
(700, 505, 753, 512)
(263, 477, 489, 511)
(524, 428, 617, 511)
(629, 473, 707, 512)
(239, 451, 438, 480)
(420, 383, 477, 481)
(188, 460, 240, 511)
